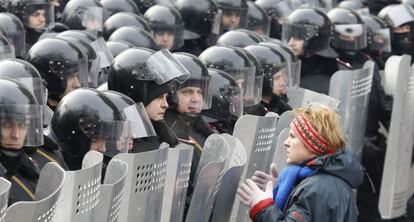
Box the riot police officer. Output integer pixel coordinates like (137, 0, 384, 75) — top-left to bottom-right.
(108, 48, 190, 152)
(0, 12, 26, 58)
(282, 7, 337, 94)
(0, 78, 44, 204)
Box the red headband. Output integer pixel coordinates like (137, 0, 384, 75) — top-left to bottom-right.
(291, 114, 335, 155)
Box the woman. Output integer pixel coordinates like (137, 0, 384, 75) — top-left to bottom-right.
(238, 105, 364, 221)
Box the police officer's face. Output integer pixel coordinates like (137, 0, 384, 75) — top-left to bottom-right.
(176, 86, 204, 114)
(394, 24, 411, 34)
(222, 10, 241, 29)
(154, 31, 175, 50)
(145, 93, 169, 121)
(272, 71, 288, 96)
(287, 37, 305, 56)
(90, 137, 106, 153)
(29, 9, 46, 29)
(60, 73, 81, 98)
(284, 128, 316, 164)
(1, 119, 27, 150)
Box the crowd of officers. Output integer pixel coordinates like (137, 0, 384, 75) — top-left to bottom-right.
(0, 0, 411, 221)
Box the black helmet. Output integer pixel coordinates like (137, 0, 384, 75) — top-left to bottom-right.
(199, 45, 263, 106)
(9, 0, 54, 32)
(216, 28, 263, 47)
(216, 0, 248, 31)
(26, 38, 88, 98)
(176, 0, 221, 40)
(170, 52, 212, 110)
(103, 12, 150, 40)
(108, 48, 190, 105)
(282, 8, 332, 54)
(51, 88, 129, 169)
(337, 0, 369, 15)
(100, 0, 140, 17)
(0, 78, 43, 147)
(378, 4, 414, 28)
(360, 14, 391, 53)
(143, 5, 184, 50)
(0, 58, 46, 106)
(62, 0, 109, 31)
(106, 40, 134, 58)
(201, 68, 242, 121)
(244, 44, 288, 97)
(246, 1, 270, 36)
(132, 0, 176, 14)
(259, 41, 301, 87)
(0, 12, 26, 58)
(255, 0, 293, 39)
(108, 26, 159, 50)
(102, 90, 156, 139)
(327, 7, 367, 51)
(0, 32, 14, 59)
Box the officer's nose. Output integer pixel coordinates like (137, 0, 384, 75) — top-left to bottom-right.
(10, 126, 20, 139)
(288, 38, 296, 47)
(161, 96, 169, 109)
(72, 75, 81, 88)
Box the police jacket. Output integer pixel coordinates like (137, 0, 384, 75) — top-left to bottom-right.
(250, 148, 364, 222)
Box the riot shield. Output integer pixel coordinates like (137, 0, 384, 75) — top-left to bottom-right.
(384, 55, 402, 96)
(54, 151, 103, 222)
(379, 54, 414, 219)
(6, 163, 65, 222)
(273, 128, 290, 173)
(329, 61, 374, 158)
(210, 134, 247, 222)
(113, 148, 169, 222)
(161, 144, 193, 222)
(0, 178, 10, 221)
(185, 134, 229, 222)
(287, 87, 340, 111)
(230, 114, 278, 222)
(93, 159, 128, 222)
(266, 111, 292, 170)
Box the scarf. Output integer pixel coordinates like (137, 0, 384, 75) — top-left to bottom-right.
(273, 164, 314, 209)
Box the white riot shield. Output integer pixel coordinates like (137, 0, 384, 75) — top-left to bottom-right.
(161, 144, 193, 222)
(113, 149, 168, 222)
(54, 151, 103, 222)
(384, 55, 404, 96)
(379, 54, 414, 219)
(287, 87, 340, 110)
(0, 178, 10, 222)
(266, 111, 292, 170)
(93, 159, 128, 222)
(6, 163, 65, 222)
(210, 134, 247, 222)
(230, 114, 278, 222)
(273, 128, 290, 173)
(329, 61, 374, 158)
(185, 134, 229, 222)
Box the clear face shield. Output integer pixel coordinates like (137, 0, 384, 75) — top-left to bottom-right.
(122, 102, 156, 139)
(80, 6, 107, 31)
(220, 8, 248, 31)
(287, 59, 301, 88)
(281, 23, 319, 45)
(24, 3, 55, 30)
(0, 104, 43, 147)
(332, 24, 367, 50)
(369, 28, 391, 53)
(174, 75, 213, 110)
(144, 49, 190, 84)
(49, 56, 89, 94)
(79, 117, 131, 157)
(0, 44, 15, 60)
(88, 37, 114, 87)
(5, 29, 25, 58)
(230, 66, 263, 106)
(248, 17, 271, 36)
(16, 78, 46, 107)
(152, 24, 185, 50)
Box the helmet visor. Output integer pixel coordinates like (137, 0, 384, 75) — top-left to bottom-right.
(152, 24, 184, 50)
(6, 31, 25, 58)
(174, 75, 213, 110)
(122, 102, 156, 138)
(145, 49, 190, 84)
(0, 104, 43, 147)
(230, 66, 263, 106)
(369, 28, 391, 53)
(332, 24, 367, 50)
(81, 7, 106, 31)
(90, 37, 114, 69)
(287, 59, 301, 88)
(0, 44, 15, 60)
(17, 78, 46, 106)
(282, 23, 319, 43)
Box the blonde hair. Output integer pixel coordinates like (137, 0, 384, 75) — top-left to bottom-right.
(292, 105, 345, 152)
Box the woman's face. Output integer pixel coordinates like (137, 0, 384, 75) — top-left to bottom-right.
(284, 128, 317, 164)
